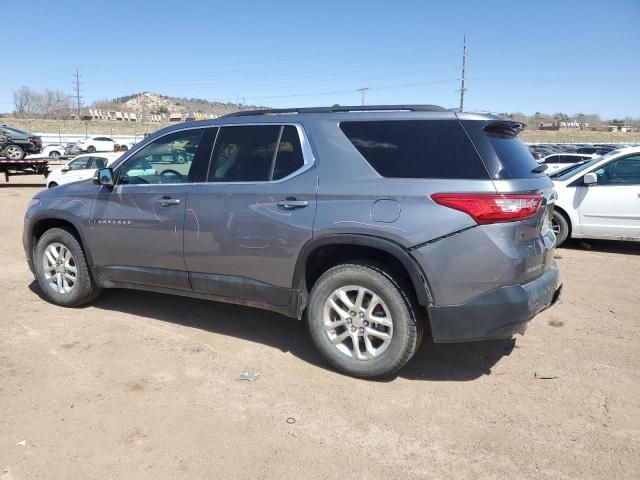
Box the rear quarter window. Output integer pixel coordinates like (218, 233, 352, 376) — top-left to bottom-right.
(339, 120, 489, 179)
(484, 127, 544, 179)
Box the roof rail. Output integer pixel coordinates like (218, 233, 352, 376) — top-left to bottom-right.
(221, 104, 447, 118)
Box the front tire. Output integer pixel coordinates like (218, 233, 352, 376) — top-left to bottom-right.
(87, 145, 96, 153)
(34, 228, 101, 307)
(307, 263, 420, 378)
(49, 151, 61, 160)
(48, 182, 58, 189)
(552, 210, 570, 247)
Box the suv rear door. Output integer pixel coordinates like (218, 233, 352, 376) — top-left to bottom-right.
(183, 124, 317, 306)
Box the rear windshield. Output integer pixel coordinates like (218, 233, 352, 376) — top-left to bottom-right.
(339, 120, 489, 179)
(485, 129, 544, 179)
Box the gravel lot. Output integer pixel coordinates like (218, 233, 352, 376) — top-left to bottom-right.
(1, 176, 639, 479)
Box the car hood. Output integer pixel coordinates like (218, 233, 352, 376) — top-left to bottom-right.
(40, 177, 98, 197)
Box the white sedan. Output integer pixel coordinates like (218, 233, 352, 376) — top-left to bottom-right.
(46, 152, 155, 189)
(77, 136, 115, 153)
(551, 146, 640, 245)
(540, 153, 594, 173)
(41, 144, 68, 159)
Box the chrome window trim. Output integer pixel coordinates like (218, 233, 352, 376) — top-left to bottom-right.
(113, 122, 315, 187)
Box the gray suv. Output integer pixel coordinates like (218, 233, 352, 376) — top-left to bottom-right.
(23, 105, 561, 378)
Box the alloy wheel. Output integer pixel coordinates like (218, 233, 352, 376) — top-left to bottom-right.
(323, 285, 393, 360)
(42, 242, 77, 294)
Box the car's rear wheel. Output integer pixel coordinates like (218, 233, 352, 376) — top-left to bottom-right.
(307, 263, 421, 378)
(552, 210, 570, 246)
(87, 145, 96, 153)
(5, 145, 25, 160)
(48, 182, 58, 189)
(34, 228, 101, 307)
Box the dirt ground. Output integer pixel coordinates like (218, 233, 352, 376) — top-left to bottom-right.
(1, 176, 638, 480)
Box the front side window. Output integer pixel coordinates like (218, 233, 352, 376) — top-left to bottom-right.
(207, 125, 305, 182)
(117, 128, 204, 185)
(545, 155, 560, 164)
(68, 157, 91, 170)
(593, 155, 640, 185)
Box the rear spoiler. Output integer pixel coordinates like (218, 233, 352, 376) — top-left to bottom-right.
(483, 121, 526, 137)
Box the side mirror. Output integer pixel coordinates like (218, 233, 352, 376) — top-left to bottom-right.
(61, 165, 70, 172)
(583, 172, 598, 185)
(93, 167, 114, 187)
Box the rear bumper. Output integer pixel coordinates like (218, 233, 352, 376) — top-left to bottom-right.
(427, 263, 561, 343)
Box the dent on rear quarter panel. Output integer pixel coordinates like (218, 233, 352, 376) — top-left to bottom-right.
(411, 220, 556, 306)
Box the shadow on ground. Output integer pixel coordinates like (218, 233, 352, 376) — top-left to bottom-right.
(0, 182, 45, 188)
(560, 238, 639, 256)
(29, 281, 515, 382)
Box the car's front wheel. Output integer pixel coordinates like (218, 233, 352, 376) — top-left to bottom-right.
(47, 182, 58, 189)
(34, 228, 101, 307)
(307, 263, 422, 378)
(49, 151, 61, 159)
(86, 145, 96, 153)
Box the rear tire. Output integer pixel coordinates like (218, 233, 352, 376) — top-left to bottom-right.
(34, 228, 102, 307)
(4, 145, 25, 160)
(552, 210, 570, 246)
(307, 263, 420, 379)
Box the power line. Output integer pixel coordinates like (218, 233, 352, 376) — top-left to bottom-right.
(73, 68, 82, 119)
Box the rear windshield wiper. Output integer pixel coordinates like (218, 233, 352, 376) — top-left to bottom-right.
(531, 164, 548, 173)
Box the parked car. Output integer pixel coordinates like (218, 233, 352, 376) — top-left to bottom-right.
(23, 105, 561, 378)
(551, 146, 640, 245)
(577, 146, 616, 155)
(46, 152, 155, 189)
(540, 153, 595, 173)
(0, 124, 42, 160)
(77, 136, 115, 153)
(42, 144, 67, 160)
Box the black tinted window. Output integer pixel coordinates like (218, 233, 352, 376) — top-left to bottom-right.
(339, 120, 488, 179)
(545, 155, 560, 164)
(273, 126, 305, 180)
(208, 126, 280, 182)
(486, 129, 543, 178)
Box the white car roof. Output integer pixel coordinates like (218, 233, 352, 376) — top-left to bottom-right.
(70, 152, 123, 163)
(542, 153, 594, 159)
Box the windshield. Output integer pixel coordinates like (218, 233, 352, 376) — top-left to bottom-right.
(553, 149, 623, 181)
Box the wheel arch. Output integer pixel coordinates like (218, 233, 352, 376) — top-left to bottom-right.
(28, 213, 93, 266)
(293, 234, 433, 311)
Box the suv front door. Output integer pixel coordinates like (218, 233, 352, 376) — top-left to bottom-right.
(86, 127, 214, 289)
(576, 154, 640, 239)
(183, 124, 317, 306)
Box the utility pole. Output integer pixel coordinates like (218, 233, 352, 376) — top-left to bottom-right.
(459, 35, 467, 112)
(73, 68, 82, 119)
(356, 87, 370, 107)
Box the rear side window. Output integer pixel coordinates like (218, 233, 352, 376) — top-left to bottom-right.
(339, 120, 488, 179)
(207, 125, 306, 182)
(485, 126, 543, 178)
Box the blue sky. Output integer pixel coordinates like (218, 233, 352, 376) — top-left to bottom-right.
(2, 0, 639, 118)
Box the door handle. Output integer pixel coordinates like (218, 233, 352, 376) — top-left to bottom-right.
(156, 198, 181, 207)
(277, 199, 309, 209)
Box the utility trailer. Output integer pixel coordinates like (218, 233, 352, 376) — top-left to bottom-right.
(0, 158, 49, 182)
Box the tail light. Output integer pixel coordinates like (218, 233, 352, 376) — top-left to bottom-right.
(431, 193, 542, 224)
